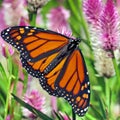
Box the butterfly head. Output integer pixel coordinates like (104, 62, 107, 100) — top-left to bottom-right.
(76, 37, 81, 44)
(67, 37, 81, 51)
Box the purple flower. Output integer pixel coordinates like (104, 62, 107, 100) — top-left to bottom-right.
(0, 8, 7, 32)
(47, 6, 73, 39)
(6, 115, 11, 120)
(47, 6, 70, 31)
(116, 0, 120, 7)
(2, 0, 28, 26)
(83, 0, 120, 51)
(19, 17, 29, 26)
(83, 0, 103, 50)
(83, 0, 118, 77)
(100, 0, 120, 51)
(57, 26, 73, 38)
(36, 13, 42, 26)
(51, 96, 57, 111)
(83, 0, 103, 26)
(22, 90, 46, 119)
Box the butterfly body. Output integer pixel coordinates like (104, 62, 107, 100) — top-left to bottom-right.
(1, 26, 90, 117)
(43, 38, 81, 74)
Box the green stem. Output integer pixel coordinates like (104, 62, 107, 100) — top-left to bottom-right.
(10, 77, 18, 116)
(105, 77, 111, 119)
(112, 51, 120, 116)
(112, 51, 120, 91)
(72, 109, 76, 120)
(4, 76, 12, 119)
(68, 0, 81, 22)
(79, 1, 91, 45)
(79, 0, 95, 62)
(29, 11, 37, 26)
(22, 70, 28, 95)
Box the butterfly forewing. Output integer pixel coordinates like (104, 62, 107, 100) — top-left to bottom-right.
(1, 26, 69, 62)
(55, 49, 90, 116)
(20, 51, 60, 78)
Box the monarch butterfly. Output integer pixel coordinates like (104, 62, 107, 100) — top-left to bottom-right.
(1, 26, 90, 117)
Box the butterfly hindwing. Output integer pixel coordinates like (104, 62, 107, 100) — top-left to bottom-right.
(1, 26, 69, 62)
(55, 49, 90, 116)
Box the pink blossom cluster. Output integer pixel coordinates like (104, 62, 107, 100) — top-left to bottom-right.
(22, 90, 46, 118)
(47, 6, 72, 37)
(83, 0, 120, 51)
(0, 0, 28, 57)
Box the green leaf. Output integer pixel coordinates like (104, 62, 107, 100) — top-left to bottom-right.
(67, 0, 81, 22)
(0, 90, 6, 106)
(0, 63, 8, 94)
(98, 98, 106, 119)
(90, 104, 104, 120)
(0, 62, 8, 81)
(86, 114, 97, 120)
(29, 12, 37, 26)
(54, 111, 71, 120)
(54, 111, 63, 120)
(7, 55, 13, 75)
(22, 69, 28, 94)
(116, 116, 120, 120)
(12, 94, 53, 120)
(0, 115, 4, 120)
(12, 62, 19, 80)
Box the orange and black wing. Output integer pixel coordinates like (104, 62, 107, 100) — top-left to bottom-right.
(55, 48, 90, 116)
(1, 26, 70, 96)
(20, 51, 69, 96)
(1, 26, 90, 116)
(1, 26, 69, 62)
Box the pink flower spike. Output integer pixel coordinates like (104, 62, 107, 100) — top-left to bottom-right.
(19, 17, 29, 26)
(100, 0, 120, 51)
(2, 0, 28, 26)
(83, 0, 103, 26)
(6, 115, 11, 120)
(57, 26, 73, 38)
(22, 90, 46, 119)
(8, 45, 14, 55)
(1, 44, 6, 57)
(47, 6, 70, 31)
(51, 96, 57, 111)
(0, 8, 7, 31)
(116, 0, 120, 6)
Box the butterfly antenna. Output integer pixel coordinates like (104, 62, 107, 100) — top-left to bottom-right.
(76, 37, 85, 43)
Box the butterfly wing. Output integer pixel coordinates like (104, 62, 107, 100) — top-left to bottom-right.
(20, 52, 69, 96)
(55, 48, 90, 116)
(1, 26, 90, 116)
(1, 26, 69, 62)
(1, 26, 70, 96)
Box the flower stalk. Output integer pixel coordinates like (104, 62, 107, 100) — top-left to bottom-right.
(29, 12, 37, 26)
(112, 52, 120, 91)
(4, 75, 14, 120)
